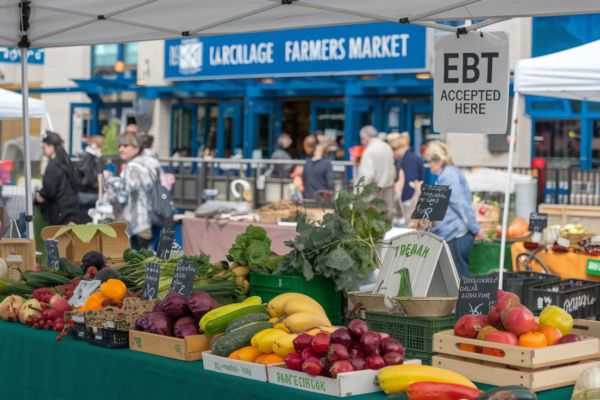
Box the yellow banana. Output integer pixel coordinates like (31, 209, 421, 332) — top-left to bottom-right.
(251, 328, 278, 347)
(284, 312, 331, 333)
(257, 330, 288, 354)
(274, 322, 291, 333)
(273, 334, 298, 359)
(267, 293, 322, 318)
(283, 299, 329, 321)
(305, 326, 339, 335)
(377, 365, 477, 394)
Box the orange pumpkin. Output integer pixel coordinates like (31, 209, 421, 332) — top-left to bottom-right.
(506, 217, 529, 239)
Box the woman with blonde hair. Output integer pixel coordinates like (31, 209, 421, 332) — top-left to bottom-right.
(424, 141, 487, 277)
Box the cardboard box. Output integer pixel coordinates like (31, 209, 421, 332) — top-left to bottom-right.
(0, 238, 36, 272)
(202, 351, 269, 382)
(267, 359, 422, 398)
(41, 222, 130, 263)
(130, 331, 211, 361)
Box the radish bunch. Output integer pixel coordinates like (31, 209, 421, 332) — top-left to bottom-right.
(285, 320, 406, 378)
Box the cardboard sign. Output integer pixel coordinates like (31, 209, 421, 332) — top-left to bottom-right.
(156, 226, 177, 260)
(142, 262, 161, 300)
(455, 272, 499, 317)
(44, 239, 60, 271)
(433, 28, 511, 134)
(411, 184, 452, 221)
(169, 261, 196, 298)
(69, 280, 101, 307)
(529, 213, 548, 233)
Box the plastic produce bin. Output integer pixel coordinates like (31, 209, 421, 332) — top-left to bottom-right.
(249, 272, 342, 325)
(503, 271, 561, 310)
(529, 279, 600, 318)
(366, 312, 458, 353)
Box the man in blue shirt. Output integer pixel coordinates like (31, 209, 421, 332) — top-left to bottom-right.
(389, 132, 425, 209)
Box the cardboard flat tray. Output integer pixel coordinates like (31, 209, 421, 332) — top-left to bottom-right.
(432, 354, 599, 392)
(202, 351, 269, 382)
(129, 331, 210, 361)
(267, 360, 422, 398)
(433, 330, 600, 369)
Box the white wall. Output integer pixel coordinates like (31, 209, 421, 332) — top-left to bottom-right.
(446, 18, 533, 168)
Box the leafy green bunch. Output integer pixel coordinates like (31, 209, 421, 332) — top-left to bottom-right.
(274, 178, 391, 291)
(228, 225, 274, 274)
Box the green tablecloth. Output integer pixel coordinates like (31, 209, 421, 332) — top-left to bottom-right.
(0, 321, 574, 400)
(470, 240, 513, 275)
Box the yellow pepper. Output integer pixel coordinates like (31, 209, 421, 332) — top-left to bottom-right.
(100, 279, 127, 301)
(84, 292, 107, 310)
(539, 306, 573, 336)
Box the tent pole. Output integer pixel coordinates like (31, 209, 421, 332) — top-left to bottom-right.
(498, 92, 520, 290)
(20, 48, 34, 240)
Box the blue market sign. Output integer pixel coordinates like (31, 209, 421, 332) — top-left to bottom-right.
(0, 47, 44, 64)
(164, 23, 427, 80)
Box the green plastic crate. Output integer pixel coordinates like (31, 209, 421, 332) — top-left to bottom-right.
(405, 350, 436, 366)
(366, 313, 458, 353)
(249, 272, 342, 325)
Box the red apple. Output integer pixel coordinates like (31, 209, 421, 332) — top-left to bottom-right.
(489, 292, 520, 329)
(454, 315, 486, 339)
(501, 304, 535, 337)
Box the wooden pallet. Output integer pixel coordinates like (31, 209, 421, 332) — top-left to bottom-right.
(432, 354, 599, 392)
(432, 330, 600, 391)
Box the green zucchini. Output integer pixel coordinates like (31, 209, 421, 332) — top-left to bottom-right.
(475, 386, 537, 400)
(58, 258, 83, 278)
(22, 271, 71, 288)
(0, 277, 17, 295)
(204, 304, 268, 337)
(2, 283, 35, 297)
(396, 268, 413, 297)
(226, 313, 269, 333)
(211, 322, 274, 357)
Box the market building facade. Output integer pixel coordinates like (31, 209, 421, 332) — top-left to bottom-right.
(1, 15, 599, 171)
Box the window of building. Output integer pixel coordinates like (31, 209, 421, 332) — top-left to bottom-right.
(91, 43, 138, 78)
(534, 119, 581, 159)
(592, 120, 600, 162)
(532, 15, 600, 57)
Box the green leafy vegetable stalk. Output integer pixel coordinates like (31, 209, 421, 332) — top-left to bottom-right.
(274, 178, 391, 291)
(228, 225, 274, 274)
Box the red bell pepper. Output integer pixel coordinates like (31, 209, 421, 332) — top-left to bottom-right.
(406, 381, 483, 400)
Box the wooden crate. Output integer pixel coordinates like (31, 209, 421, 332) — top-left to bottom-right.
(433, 330, 600, 369)
(0, 238, 36, 272)
(432, 355, 599, 392)
(129, 331, 210, 361)
(202, 351, 269, 382)
(432, 330, 600, 391)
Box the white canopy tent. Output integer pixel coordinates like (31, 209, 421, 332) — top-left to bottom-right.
(3, 1, 600, 244)
(497, 40, 600, 284)
(0, 87, 46, 119)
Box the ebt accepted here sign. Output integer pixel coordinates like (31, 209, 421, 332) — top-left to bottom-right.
(433, 28, 510, 134)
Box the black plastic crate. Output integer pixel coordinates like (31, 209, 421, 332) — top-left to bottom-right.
(503, 271, 561, 309)
(68, 323, 92, 342)
(529, 279, 600, 318)
(88, 328, 129, 349)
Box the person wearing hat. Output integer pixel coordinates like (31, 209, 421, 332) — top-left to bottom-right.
(104, 131, 163, 250)
(35, 131, 80, 226)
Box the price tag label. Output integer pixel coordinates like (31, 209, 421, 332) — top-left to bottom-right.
(142, 262, 161, 300)
(69, 280, 101, 307)
(44, 239, 60, 271)
(529, 213, 548, 233)
(156, 226, 177, 260)
(455, 273, 499, 318)
(411, 184, 452, 222)
(169, 261, 196, 298)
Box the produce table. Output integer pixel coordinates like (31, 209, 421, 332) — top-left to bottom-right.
(0, 322, 575, 400)
(181, 217, 296, 261)
(511, 241, 600, 281)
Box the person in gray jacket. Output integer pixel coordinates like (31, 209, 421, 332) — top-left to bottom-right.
(105, 131, 163, 250)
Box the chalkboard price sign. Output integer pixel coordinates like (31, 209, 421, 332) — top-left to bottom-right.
(411, 184, 452, 222)
(529, 213, 549, 233)
(455, 272, 499, 318)
(156, 226, 177, 260)
(169, 261, 196, 298)
(45, 239, 60, 271)
(142, 262, 162, 300)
